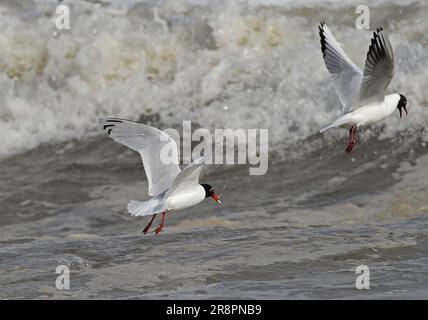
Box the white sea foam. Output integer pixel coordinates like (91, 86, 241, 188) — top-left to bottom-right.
(0, 0, 427, 158)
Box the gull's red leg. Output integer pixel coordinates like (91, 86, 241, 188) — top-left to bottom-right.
(345, 126, 353, 153)
(142, 214, 157, 235)
(345, 125, 357, 153)
(349, 126, 354, 143)
(155, 211, 166, 235)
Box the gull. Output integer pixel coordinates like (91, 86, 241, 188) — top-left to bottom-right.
(318, 22, 408, 153)
(99, 118, 222, 235)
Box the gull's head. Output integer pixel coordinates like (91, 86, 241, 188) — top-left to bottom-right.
(397, 94, 408, 118)
(201, 184, 221, 204)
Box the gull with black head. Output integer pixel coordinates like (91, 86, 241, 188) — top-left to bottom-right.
(100, 118, 222, 235)
(318, 22, 408, 153)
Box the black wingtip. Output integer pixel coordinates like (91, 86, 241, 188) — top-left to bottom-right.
(101, 119, 123, 135)
(366, 26, 388, 64)
(102, 124, 115, 135)
(318, 22, 327, 55)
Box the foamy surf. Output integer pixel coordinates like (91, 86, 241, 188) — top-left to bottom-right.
(0, 0, 427, 159)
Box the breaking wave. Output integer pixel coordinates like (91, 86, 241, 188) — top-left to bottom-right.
(0, 0, 427, 158)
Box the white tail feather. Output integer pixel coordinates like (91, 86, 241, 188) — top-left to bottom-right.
(320, 124, 335, 133)
(320, 113, 354, 133)
(127, 198, 164, 217)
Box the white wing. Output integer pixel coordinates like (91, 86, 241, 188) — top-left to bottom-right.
(319, 22, 363, 112)
(165, 155, 209, 198)
(99, 118, 181, 196)
(358, 27, 395, 105)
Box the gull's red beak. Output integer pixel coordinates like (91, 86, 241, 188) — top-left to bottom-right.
(399, 104, 408, 118)
(211, 192, 221, 204)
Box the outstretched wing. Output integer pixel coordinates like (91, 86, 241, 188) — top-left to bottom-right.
(319, 22, 363, 112)
(358, 27, 395, 105)
(99, 118, 181, 196)
(165, 155, 209, 198)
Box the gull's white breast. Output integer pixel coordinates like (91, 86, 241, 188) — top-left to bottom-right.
(165, 184, 206, 211)
(350, 95, 398, 126)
